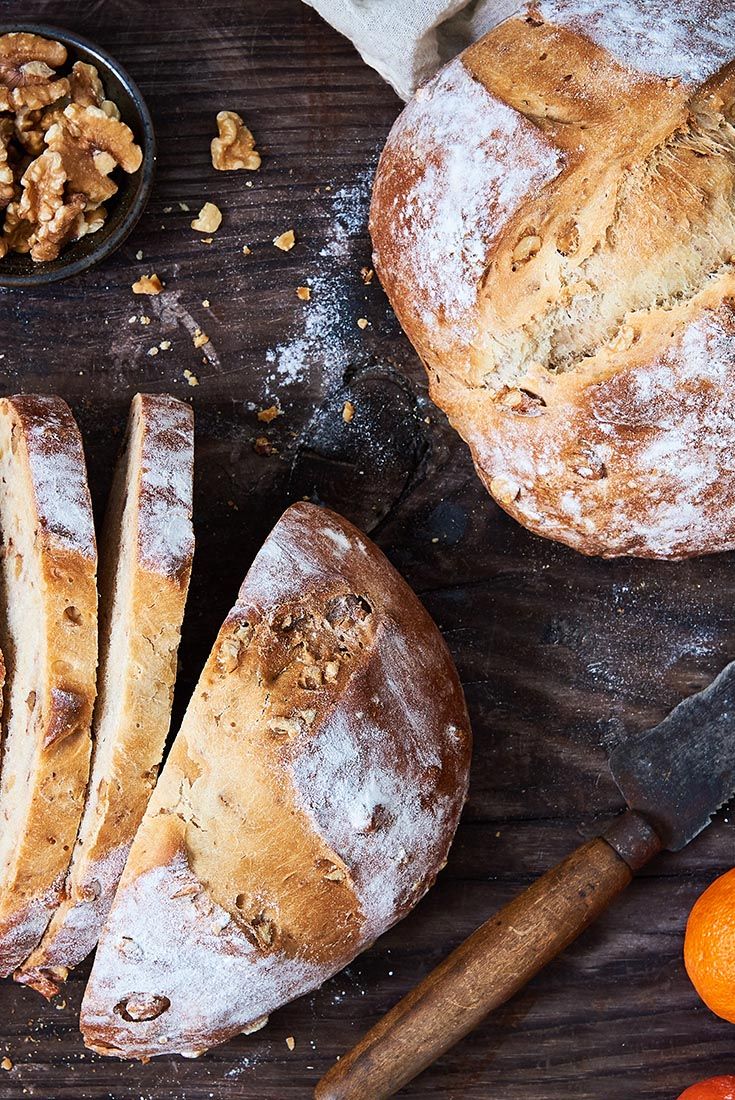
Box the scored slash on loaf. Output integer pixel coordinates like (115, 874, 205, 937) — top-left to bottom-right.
(16, 394, 195, 997)
(79, 502, 471, 1060)
(369, 2, 735, 558)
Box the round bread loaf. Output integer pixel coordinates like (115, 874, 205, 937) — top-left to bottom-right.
(81, 502, 471, 1060)
(370, 3, 735, 558)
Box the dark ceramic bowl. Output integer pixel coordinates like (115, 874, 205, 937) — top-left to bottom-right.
(0, 22, 155, 287)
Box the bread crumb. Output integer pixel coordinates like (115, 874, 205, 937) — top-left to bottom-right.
(135, 249, 144, 260)
(192, 329, 209, 349)
(183, 369, 199, 387)
(254, 436, 278, 456)
(273, 229, 295, 251)
(360, 266, 374, 284)
(242, 244, 252, 255)
(159, 339, 172, 351)
(342, 400, 355, 423)
(179, 201, 190, 211)
(200, 237, 213, 245)
(191, 202, 222, 233)
(356, 317, 368, 329)
(202, 298, 210, 308)
(147, 346, 159, 357)
(1, 1058, 12, 1071)
(296, 286, 311, 301)
(132, 273, 163, 295)
(258, 405, 281, 423)
(286, 1037, 295, 1052)
(140, 315, 151, 326)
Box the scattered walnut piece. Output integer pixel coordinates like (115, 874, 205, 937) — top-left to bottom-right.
(273, 229, 295, 251)
(286, 1036, 295, 1052)
(132, 273, 164, 295)
(296, 285, 310, 301)
(356, 317, 368, 329)
(183, 369, 200, 387)
(211, 110, 261, 171)
(191, 201, 222, 234)
(342, 400, 355, 423)
(192, 328, 209, 349)
(0, 1057, 11, 1071)
(257, 405, 281, 423)
(360, 266, 374, 284)
(242, 243, 251, 255)
(254, 435, 278, 456)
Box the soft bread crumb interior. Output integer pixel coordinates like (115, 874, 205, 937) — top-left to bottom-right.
(0, 417, 47, 880)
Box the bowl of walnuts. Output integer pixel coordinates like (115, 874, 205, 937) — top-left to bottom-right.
(0, 23, 155, 286)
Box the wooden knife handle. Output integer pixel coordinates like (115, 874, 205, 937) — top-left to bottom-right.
(315, 810, 662, 1100)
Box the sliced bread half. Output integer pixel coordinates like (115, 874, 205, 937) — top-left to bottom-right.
(17, 394, 195, 996)
(80, 502, 471, 1060)
(0, 395, 98, 977)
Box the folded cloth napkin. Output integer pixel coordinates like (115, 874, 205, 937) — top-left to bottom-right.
(302, 0, 735, 100)
(300, 0, 520, 100)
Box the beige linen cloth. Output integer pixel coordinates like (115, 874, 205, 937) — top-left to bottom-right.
(299, 0, 520, 100)
(300, 0, 735, 100)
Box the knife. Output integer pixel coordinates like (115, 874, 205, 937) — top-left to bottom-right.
(315, 661, 735, 1100)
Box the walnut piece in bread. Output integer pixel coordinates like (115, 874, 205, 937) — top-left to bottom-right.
(369, 7, 735, 558)
(16, 394, 195, 998)
(0, 395, 97, 976)
(81, 502, 470, 1060)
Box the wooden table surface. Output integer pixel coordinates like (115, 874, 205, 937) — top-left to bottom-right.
(1, 2, 734, 1097)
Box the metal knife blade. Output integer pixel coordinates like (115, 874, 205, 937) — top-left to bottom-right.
(609, 659, 735, 851)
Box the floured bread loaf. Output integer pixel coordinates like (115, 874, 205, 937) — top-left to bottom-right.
(17, 394, 195, 997)
(370, 4, 735, 558)
(0, 395, 97, 976)
(81, 502, 470, 1060)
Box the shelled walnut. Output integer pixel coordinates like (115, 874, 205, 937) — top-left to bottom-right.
(211, 110, 260, 171)
(0, 31, 143, 263)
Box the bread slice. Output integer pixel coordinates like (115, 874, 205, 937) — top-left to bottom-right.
(0, 395, 98, 977)
(17, 394, 195, 997)
(81, 502, 471, 1060)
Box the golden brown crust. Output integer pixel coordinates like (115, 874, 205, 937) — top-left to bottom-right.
(370, 14, 735, 558)
(81, 502, 471, 1060)
(0, 395, 97, 976)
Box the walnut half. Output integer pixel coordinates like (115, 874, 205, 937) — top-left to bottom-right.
(211, 110, 261, 172)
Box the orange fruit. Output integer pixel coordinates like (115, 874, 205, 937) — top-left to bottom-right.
(678, 1077, 735, 1100)
(685, 868, 735, 1023)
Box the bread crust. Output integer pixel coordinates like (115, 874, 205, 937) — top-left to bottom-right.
(370, 12, 735, 558)
(0, 395, 97, 976)
(80, 502, 471, 1060)
(17, 394, 195, 997)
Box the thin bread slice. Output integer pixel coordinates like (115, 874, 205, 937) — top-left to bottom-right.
(81, 502, 471, 1060)
(17, 394, 195, 996)
(0, 395, 98, 976)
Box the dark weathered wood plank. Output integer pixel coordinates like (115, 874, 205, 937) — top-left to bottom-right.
(0, 1, 734, 1097)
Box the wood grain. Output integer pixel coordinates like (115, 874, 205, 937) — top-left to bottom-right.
(1, 1, 735, 1098)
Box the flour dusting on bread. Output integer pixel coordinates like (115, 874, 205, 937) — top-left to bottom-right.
(371, 57, 562, 352)
(535, 0, 735, 85)
(137, 395, 195, 578)
(22, 395, 96, 559)
(81, 503, 470, 1059)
